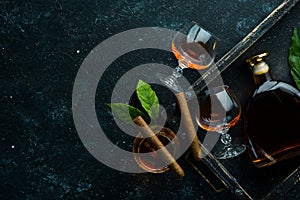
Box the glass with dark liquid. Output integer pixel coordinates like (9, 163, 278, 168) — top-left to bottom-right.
(196, 85, 246, 159)
(132, 126, 178, 173)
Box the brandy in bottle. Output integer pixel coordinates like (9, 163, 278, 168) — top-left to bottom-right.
(244, 52, 300, 168)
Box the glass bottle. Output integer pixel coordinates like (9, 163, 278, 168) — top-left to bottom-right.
(244, 52, 300, 168)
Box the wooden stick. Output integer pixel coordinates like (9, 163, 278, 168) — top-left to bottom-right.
(175, 92, 202, 160)
(133, 116, 185, 178)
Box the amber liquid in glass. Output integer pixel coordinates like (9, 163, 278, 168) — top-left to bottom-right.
(197, 87, 241, 132)
(172, 38, 214, 70)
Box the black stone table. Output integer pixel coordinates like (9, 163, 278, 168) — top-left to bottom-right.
(1, 0, 299, 199)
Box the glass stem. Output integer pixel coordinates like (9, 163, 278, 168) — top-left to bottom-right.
(172, 66, 183, 78)
(219, 128, 232, 148)
(164, 66, 183, 90)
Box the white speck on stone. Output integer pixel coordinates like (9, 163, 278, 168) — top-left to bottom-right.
(11, 145, 15, 149)
(76, 50, 80, 54)
(9, 95, 13, 99)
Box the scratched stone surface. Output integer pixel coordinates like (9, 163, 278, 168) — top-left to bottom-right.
(1, 0, 299, 199)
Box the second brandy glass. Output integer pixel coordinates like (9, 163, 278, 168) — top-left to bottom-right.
(196, 85, 246, 159)
(157, 21, 220, 91)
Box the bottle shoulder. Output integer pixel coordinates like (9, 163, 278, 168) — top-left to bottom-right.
(253, 80, 300, 97)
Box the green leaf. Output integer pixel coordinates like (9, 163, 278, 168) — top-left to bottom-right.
(107, 103, 148, 124)
(288, 27, 300, 90)
(136, 80, 160, 120)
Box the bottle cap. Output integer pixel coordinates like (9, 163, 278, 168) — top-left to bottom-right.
(246, 52, 270, 75)
(246, 52, 269, 66)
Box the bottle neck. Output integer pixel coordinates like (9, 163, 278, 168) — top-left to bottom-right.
(253, 72, 272, 86)
(251, 62, 273, 86)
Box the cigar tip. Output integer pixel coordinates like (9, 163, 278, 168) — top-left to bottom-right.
(178, 172, 185, 178)
(193, 151, 203, 161)
(170, 166, 185, 178)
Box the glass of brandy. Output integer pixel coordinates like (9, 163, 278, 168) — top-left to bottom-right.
(196, 85, 246, 159)
(132, 126, 179, 173)
(156, 21, 220, 92)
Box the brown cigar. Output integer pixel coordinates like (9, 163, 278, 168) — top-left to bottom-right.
(133, 116, 185, 178)
(175, 92, 202, 160)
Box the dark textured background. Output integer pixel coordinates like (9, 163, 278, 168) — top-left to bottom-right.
(1, 0, 299, 199)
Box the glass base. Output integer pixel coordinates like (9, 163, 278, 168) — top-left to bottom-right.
(214, 144, 246, 159)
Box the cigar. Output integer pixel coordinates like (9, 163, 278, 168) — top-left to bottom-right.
(175, 92, 202, 160)
(133, 116, 185, 178)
